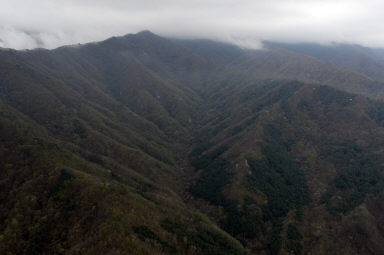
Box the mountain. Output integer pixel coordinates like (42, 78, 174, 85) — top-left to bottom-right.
(0, 32, 245, 255)
(190, 79, 384, 254)
(189, 41, 384, 99)
(275, 42, 384, 82)
(178, 39, 384, 100)
(173, 39, 245, 66)
(1, 31, 384, 255)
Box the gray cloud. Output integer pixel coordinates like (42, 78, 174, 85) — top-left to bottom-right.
(1, 0, 384, 49)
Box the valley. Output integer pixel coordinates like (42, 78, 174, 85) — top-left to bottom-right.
(1, 31, 384, 255)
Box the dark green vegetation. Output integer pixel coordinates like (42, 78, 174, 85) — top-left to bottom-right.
(1, 31, 384, 254)
(322, 154, 384, 214)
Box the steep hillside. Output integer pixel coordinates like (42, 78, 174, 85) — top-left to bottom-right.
(1, 31, 384, 255)
(173, 39, 245, 66)
(9, 31, 212, 138)
(227, 44, 384, 99)
(0, 33, 246, 255)
(189, 80, 384, 254)
(275, 42, 384, 82)
(179, 39, 384, 100)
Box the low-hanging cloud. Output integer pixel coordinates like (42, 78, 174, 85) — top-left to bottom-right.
(1, 0, 384, 50)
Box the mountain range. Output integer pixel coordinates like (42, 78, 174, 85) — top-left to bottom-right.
(1, 31, 384, 255)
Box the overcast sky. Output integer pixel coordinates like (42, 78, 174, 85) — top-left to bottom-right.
(1, 0, 384, 49)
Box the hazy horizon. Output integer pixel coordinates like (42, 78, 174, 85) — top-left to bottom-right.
(2, 0, 384, 50)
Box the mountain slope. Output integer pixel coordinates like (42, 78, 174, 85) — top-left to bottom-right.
(173, 39, 245, 66)
(276, 42, 384, 82)
(1, 32, 384, 255)
(179, 39, 384, 100)
(227, 44, 384, 99)
(0, 34, 246, 255)
(189, 80, 384, 254)
(9, 32, 208, 138)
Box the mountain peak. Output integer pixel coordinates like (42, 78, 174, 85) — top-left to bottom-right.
(135, 30, 156, 36)
(122, 30, 159, 40)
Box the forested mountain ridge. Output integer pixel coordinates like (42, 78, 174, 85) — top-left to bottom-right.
(275, 42, 384, 82)
(1, 31, 384, 255)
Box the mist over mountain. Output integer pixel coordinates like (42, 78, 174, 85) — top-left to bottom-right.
(4, 1, 384, 50)
(1, 31, 384, 255)
(275, 42, 384, 82)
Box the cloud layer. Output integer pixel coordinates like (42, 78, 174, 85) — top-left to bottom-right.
(1, 0, 384, 49)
